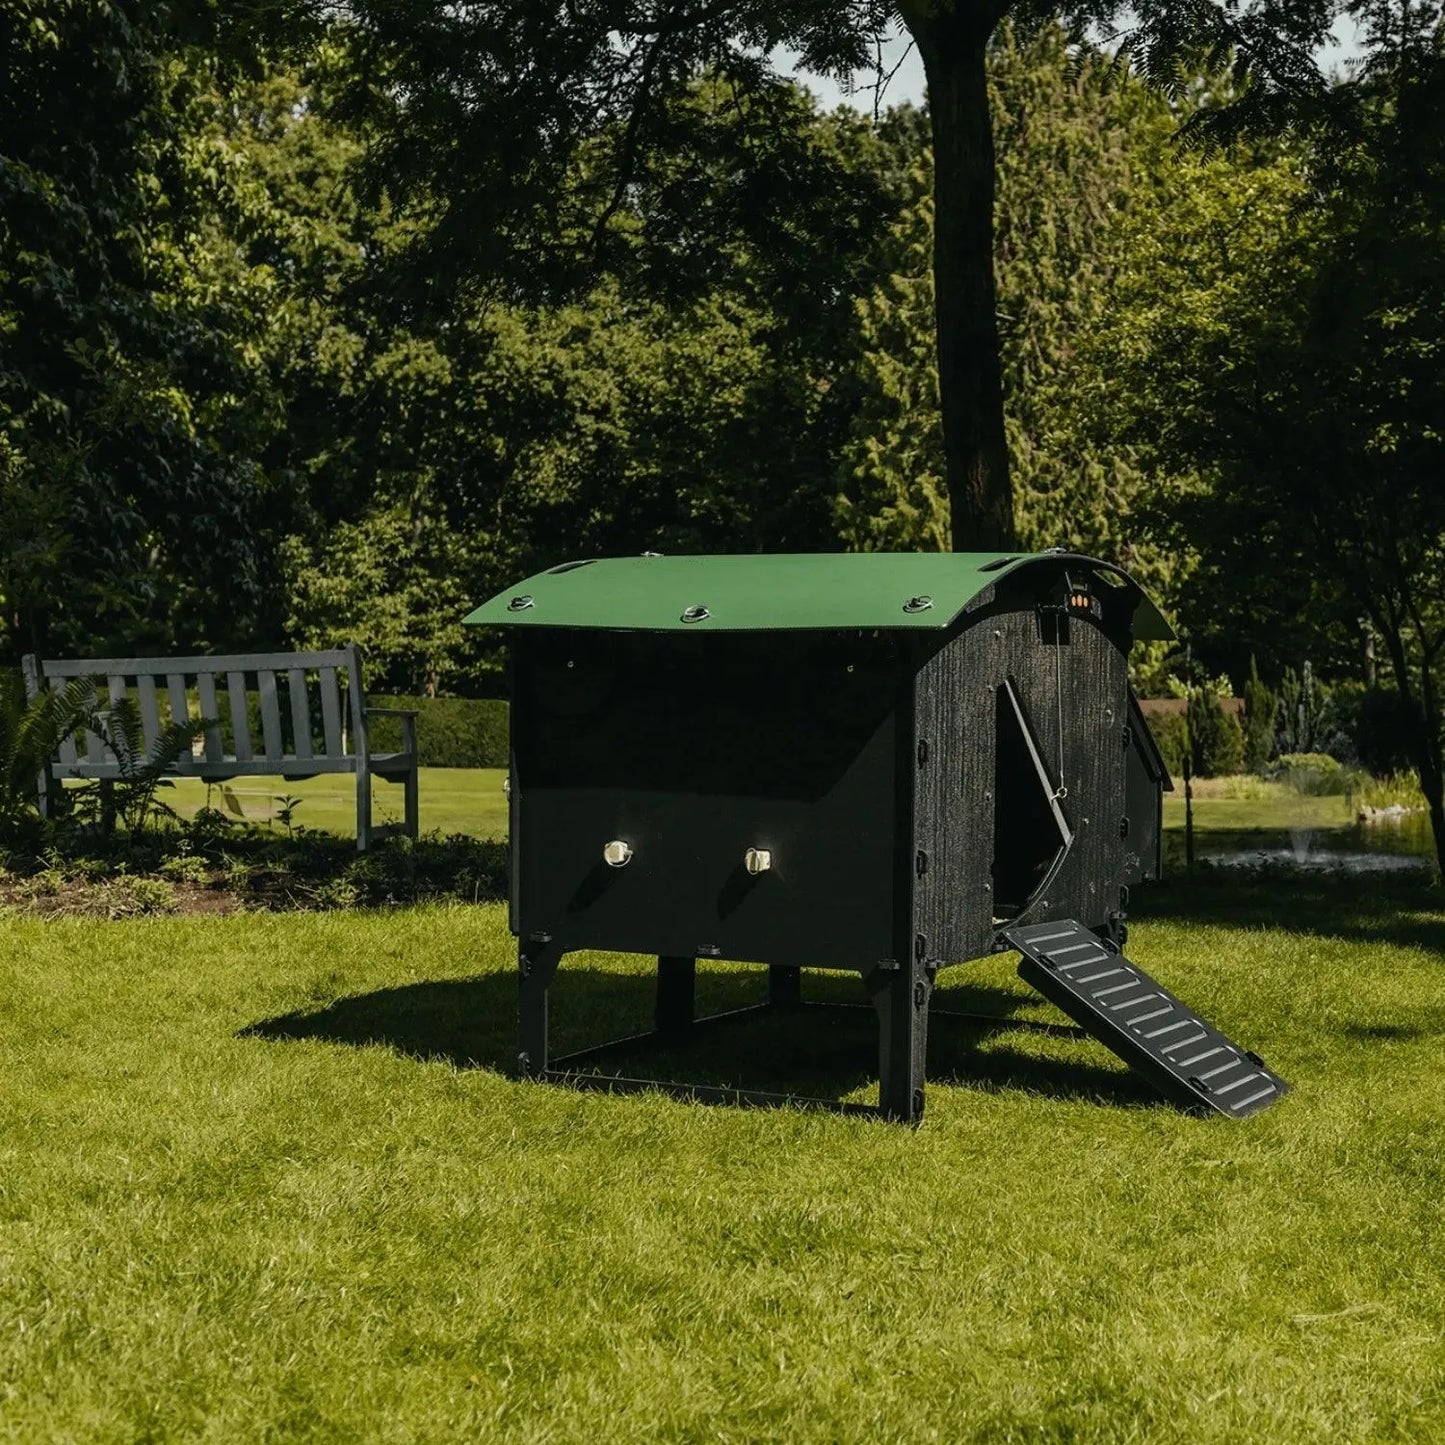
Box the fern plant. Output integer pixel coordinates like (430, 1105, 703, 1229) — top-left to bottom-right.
(0, 671, 101, 837)
(71, 697, 212, 834)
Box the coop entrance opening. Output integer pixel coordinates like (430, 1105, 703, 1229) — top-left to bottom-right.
(992, 679, 1073, 922)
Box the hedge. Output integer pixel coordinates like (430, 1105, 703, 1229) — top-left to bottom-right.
(368, 696, 509, 769)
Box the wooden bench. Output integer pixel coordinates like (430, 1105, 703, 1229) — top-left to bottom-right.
(21, 644, 417, 850)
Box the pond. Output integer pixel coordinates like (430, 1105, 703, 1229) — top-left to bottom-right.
(1163, 811, 1438, 876)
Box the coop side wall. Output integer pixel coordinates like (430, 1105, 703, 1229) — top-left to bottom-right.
(912, 607, 1134, 964)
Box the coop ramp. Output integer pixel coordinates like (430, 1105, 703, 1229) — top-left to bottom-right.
(1004, 919, 1288, 1118)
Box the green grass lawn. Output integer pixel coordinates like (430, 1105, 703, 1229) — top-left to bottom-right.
(1163, 792, 1352, 831)
(3, 876, 1443, 1441)
(161, 767, 511, 840)
(154, 766, 1359, 844)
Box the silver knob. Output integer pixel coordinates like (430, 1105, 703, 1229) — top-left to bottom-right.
(603, 839, 633, 868)
(744, 847, 772, 875)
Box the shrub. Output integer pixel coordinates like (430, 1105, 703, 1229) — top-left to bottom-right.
(368, 696, 508, 768)
(1188, 690, 1245, 778)
(1269, 752, 1364, 796)
(1149, 711, 1190, 781)
(1242, 657, 1277, 772)
(109, 877, 177, 917)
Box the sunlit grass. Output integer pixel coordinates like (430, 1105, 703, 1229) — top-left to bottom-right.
(158, 766, 510, 840)
(1164, 791, 1351, 831)
(3, 876, 1444, 1441)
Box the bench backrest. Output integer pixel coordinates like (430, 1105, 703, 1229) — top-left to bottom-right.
(22, 645, 369, 777)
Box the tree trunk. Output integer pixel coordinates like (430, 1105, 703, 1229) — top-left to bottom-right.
(1413, 657, 1445, 881)
(904, 9, 1016, 552)
(1375, 613, 1445, 879)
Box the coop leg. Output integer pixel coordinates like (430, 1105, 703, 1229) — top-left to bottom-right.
(655, 956, 696, 1038)
(517, 939, 562, 1079)
(768, 965, 802, 1010)
(868, 960, 933, 1124)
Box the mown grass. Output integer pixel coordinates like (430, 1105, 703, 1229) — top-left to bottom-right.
(3, 875, 1444, 1441)
(160, 767, 511, 840)
(1163, 792, 1351, 831)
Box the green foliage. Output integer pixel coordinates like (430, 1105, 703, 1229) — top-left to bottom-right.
(1350, 686, 1420, 777)
(369, 697, 510, 770)
(1187, 689, 1245, 779)
(1241, 657, 1277, 772)
(1352, 770, 1427, 812)
(1268, 753, 1363, 798)
(1148, 711, 1191, 782)
(0, 671, 96, 837)
(0, 6, 297, 658)
(1090, 20, 1445, 868)
(67, 698, 212, 835)
(1276, 663, 1332, 757)
(837, 24, 1181, 605)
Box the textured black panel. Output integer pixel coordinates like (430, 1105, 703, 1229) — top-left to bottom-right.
(1007, 919, 1289, 1118)
(912, 596, 1135, 962)
(911, 633, 996, 964)
(512, 631, 906, 967)
(1124, 691, 1166, 885)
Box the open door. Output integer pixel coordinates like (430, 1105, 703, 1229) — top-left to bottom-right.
(992, 678, 1073, 923)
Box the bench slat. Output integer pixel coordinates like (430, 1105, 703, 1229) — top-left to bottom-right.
(38, 650, 352, 678)
(319, 667, 343, 758)
(228, 671, 253, 762)
(51, 757, 361, 780)
(137, 675, 162, 754)
(166, 674, 191, 744)
(83, 678, 120, 765)
(258, 670, 284, 758)
(196, 674, 224, 763)
(288, 668, 313, 761)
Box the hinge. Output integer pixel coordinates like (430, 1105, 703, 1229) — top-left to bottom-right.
(914, 932, 928, 960)
(916, 737, 930, 766)
(915, 849, 929, 878)
(1122, 725, 1133, 750)
(1119, 815, 1130, 839)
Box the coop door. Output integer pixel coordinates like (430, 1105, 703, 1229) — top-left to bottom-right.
(992, 678, 1073, 922)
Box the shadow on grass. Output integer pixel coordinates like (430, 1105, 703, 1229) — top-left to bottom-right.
(242, 965, 1154, 1114)
(1135, 871, 1445, 955)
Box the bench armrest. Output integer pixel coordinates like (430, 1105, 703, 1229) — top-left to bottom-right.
(362, 706, 418, 761)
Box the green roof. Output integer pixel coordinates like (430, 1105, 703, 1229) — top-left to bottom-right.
(462, 552, 1174, 640)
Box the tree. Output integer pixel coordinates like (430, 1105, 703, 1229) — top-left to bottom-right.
(839, 24, 1182, 588)
(0, 3, 292, 661)
(1188, 688, 1244, 778)
(1242, 657, 1277, 771)
(1097, 8, 1445, 871)
(318, 0, 1331, 549)
(274, 70, 900, 690)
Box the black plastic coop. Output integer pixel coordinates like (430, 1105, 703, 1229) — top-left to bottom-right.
(464, 552, 1287, 1122)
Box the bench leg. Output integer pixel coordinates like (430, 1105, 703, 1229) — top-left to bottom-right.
(356, 768, 370, 852)
(403, 764, 419, 838)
